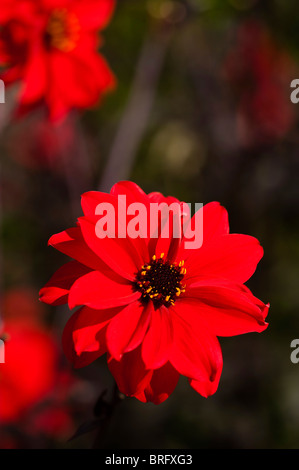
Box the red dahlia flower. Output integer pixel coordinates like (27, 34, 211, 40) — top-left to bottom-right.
(40, 181, 269, 404)
(0, 0, 115, 121)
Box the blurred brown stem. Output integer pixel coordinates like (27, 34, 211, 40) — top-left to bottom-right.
(56, 113, 93, 218)
(99, 25, 172, 192)
(91, 382, 124, 449)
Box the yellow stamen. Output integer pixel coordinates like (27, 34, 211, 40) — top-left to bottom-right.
(46, 9, 80, 53)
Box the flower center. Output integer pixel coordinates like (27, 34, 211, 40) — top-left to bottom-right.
(45, 9, 80, 52)
(134, 254, 186, 308)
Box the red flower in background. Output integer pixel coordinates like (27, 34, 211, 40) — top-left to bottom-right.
(40, 181, 269, 404)
(224, 21, 295, 146)
(0, 320, 60, 423)
(6, 115, 76, 170)
(0, 288, 74, 440)
(0, 0, 115, 121)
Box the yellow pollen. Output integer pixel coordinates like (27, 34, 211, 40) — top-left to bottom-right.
(46, 9, 80, 52)
(134, 258, 186, 308)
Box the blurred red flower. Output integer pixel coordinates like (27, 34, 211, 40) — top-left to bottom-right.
(6, 115, 76, 170)
(2, 286, 46, 324)
(224, 21, 295, 146)
(0, 0, 115, 121)
(0, 320, 59, 423)
(40, 181, 269, 404)
(0, 288, 74, 440)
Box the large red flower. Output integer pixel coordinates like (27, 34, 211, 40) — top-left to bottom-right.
(40, 181, 269, 404)
(0, 0, 115, 121)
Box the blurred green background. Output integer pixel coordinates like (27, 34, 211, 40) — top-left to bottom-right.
(1, 0, 299, 449)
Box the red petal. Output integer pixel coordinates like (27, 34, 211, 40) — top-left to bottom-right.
(70, 42, 115, 99)
(110, 181, 150, 262)
(189, 365, 222, 398)
(169, 308, 223, 389)
(185, 234, 264, 284)
(108, 348, 153, 397)
(148, 193, 181, 205)
(142, 306, 173, 370)
(177, 202, 229, 260)
(153, 203, 182, 263)
(182, 282, 268, 336)
(78, 216, 142, 281)
(39, 261, 91, 306)
(200, 201, 229, 241)
(148, 195, 183, 260)
(110, 181, 150, 207)
(106, 301, 151, 360)
(47, 44, 114, 121)
(62, 306, 118, 368)
(81, 191, 116, 217)
(73, 0, 115, 31)
(48, 226, 109, 273)
(46, 51, 72, 121)
(135, 362, 180, 404)
(19, 43, 47, 106)
(0, 1, 14, 22)
(81, 187, 149, 266)
(68, 270, 140, 310)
